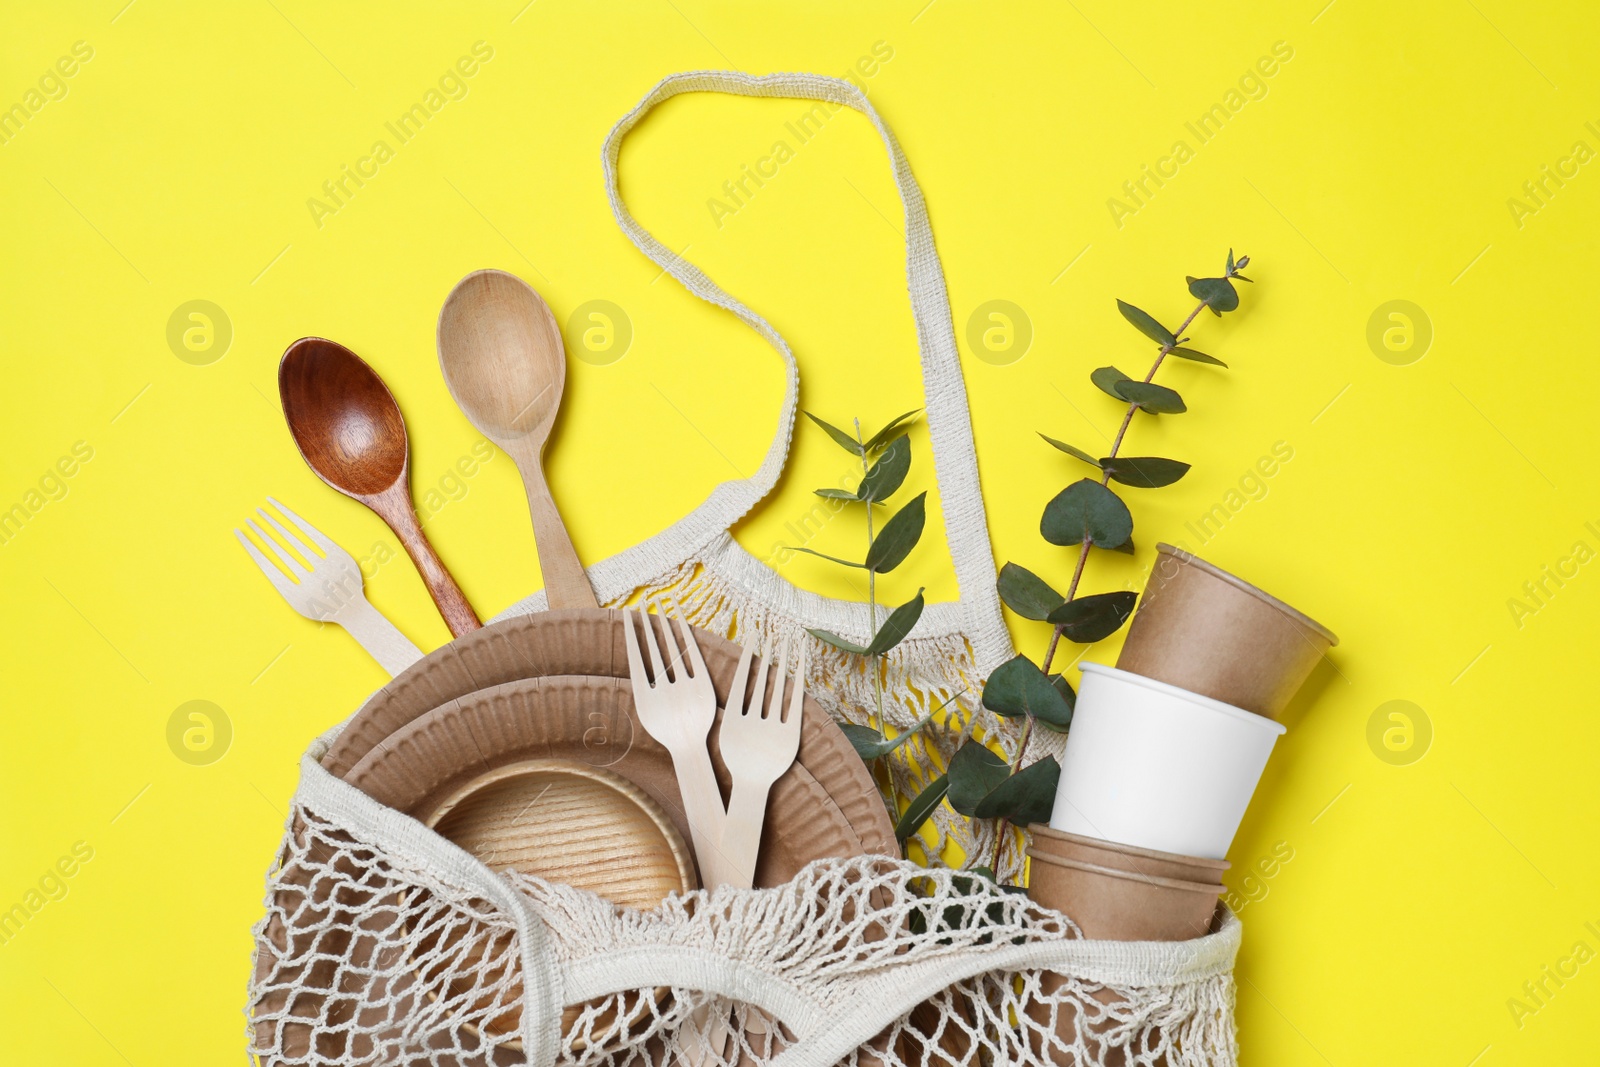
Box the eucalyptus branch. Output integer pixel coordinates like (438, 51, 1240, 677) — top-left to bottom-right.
(967, 250, 1255, 880)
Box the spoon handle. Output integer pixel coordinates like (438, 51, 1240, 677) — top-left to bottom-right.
(515, 454, 599, 610)
(369, 489, 483, 638)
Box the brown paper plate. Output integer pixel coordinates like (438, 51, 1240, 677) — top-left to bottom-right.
(323, 609, 896, 862)
(345, 674, 875, 887)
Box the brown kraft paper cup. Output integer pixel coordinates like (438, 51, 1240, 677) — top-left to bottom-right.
(1116, 543, 1338, 720)
(1023, 849, 1222, 1064)
(1028, 825, 1229, 886)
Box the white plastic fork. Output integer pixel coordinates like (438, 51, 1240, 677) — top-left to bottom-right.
(621, 606, 738, 889)
(718, 638, 805, 889)
(236, 498, 424, 677)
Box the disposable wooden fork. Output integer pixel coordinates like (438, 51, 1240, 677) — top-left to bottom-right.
(621, 607, 739, 889)
(717, 638, 805, 889)
(235, 498, 424, 676)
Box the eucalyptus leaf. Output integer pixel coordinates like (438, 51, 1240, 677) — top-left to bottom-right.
(804, 411, 865, 455)
(895, 774, 948, 841)
(972, 756, 1059, 825)
(814, 487, 859, 500)
(791, 546, 867, 569)
(1091, 365, 1135, 401)
(1187, 275, 1240, 316)
(1108, 535, 1136, 555)
(1117, 299, 1177, 347)
(1116, 381, 1186, 414)
(1049, 672, 1077, 709)
(996, 562, 1065, 621)
(806, 627, 869, 654)
(1040, 479, 1133, 549)
(982, 654, 1074, 727)
(1046, 590, 1138, 643)
(1099, 456, 1191, 488)
(841, 711, 932, 761)
(946, 742, 1012, 817)
(1169, 346, 1227, 367)
(857, 434, 911, 503)
(1227, 248, 1236, 273)
(1039, 434, 1102, 469)
(866, 492, 927, 573)
(865, 589, 926, 656)
(864, 409, 921, 454)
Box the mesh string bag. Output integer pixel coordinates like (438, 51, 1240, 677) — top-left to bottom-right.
(248, 71, 1245, 1066)
(249, 747, 1241, 1066)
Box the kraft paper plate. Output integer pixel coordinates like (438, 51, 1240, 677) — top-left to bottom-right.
(323, 608, 896, 863)
(345, 674, 872, 887)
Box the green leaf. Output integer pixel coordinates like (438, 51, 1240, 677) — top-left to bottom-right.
(1108, 535, 1136, 555)
(996, 562, 1065, 621)
(804, 411, 865, 455)
(1091, 365, 1136, 401)
(1116, 381, 1186, 414)
(807, 628, 870, 654)
(895, 774, 949, 840)
(841, 713, 932, 761)
(1036, 673, 1076, 733)
(972, 757, 1060, 825)
(1099, 456, 1191, 488)
(1226, 248, 1236, 274)
(1187, 275, 1240, 316)
(1040, 479, 1133, 549)
(1039, 434, 1102, 469)
(966, 865, 997, 882)
(857, 434, 910, 503)
(865, 589, 926, 656)
(791, 546, 867, 569)
(863, 409, 920, 454)
(1169, 346, 1227, 367)
(1046, 590, 1138, 643)
(866, 492, 927, 573)
(947, 742, 1012, 817)
(1117, 299, 1177, 347)
(982, 654, 1074, 728)
(814, 487, 859, 500)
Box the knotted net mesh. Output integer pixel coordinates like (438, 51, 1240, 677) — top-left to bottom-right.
(250, 790, 1239, 1067)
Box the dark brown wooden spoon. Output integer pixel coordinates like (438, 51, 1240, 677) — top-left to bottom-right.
(279, 337, 481, 638)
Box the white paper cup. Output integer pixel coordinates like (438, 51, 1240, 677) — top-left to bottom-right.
(1049, 663, 1287, 859)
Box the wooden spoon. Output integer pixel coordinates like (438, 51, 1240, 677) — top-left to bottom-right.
(278, 337, 482, 638)
(436, 270, 598, 610)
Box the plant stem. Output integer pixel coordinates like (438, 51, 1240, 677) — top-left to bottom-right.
(856, 419, 902, 817)
(995, 297, 1211, 874)
(1038, 297, 1208, 675)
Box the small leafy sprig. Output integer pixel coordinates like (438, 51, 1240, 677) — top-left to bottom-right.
(796, 409, 927, 816)
(905, 251, 1254, 875)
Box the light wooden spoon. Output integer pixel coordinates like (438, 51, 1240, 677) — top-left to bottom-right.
(436, 270, 598, 610)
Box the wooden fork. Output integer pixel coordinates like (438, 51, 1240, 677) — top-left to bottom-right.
(717, 638, 805, 889)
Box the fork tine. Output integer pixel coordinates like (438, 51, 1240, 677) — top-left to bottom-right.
(246, 516, 309, 582)
(638, 607, 670, 684)
(236, 528, 297, 598)
(747, 637, 772, 720)
(268, 496, 333, 555)
(771, 639, 790, 722)
(670, 600, 708, 679)
(654, 607, 687, 682)
(785, 641, 807, 725)
(622, 608, 649, 687)
(726, 639, 755, 716)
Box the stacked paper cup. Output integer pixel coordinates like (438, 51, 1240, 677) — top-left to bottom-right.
(1029, 543, 1338, 943)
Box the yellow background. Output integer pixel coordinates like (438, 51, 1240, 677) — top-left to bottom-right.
(2, 1, 1597, 1063)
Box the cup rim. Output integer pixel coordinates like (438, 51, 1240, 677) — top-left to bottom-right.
(1030, 825, 1231, 872)
(1154, 542, 1339, 646)
(1080, 662, 1289, 736)
(1026, 849, 1225, 895)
